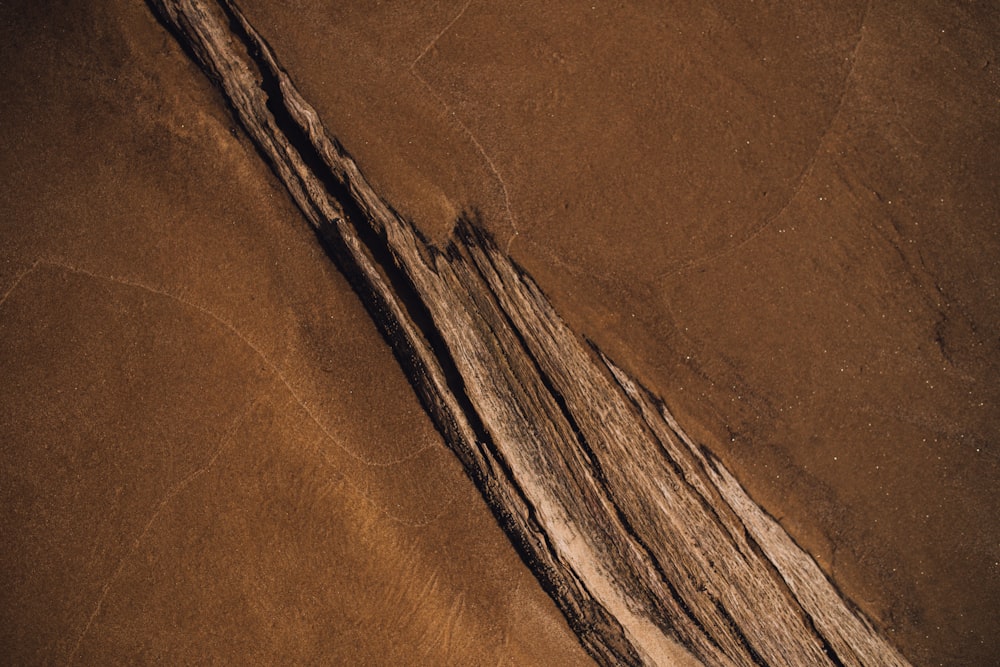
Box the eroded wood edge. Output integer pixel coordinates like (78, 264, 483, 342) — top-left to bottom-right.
(145, 2, 914, 665)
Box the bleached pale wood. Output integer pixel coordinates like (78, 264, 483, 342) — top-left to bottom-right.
(146, 1, 913, 665)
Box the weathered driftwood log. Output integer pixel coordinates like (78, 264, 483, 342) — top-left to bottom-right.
(146, 1, 912, 665)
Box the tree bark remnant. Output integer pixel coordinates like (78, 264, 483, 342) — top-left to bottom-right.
(145, 1, 913, 665)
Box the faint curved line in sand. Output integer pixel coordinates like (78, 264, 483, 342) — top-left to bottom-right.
(32, 259, 437, 468)
(409, 0, 520, 253)
(38, 260, 454, 525)
(47, 259, 458, 660)
(658, 0, 871, 283)
(64, 409, 451, 664)
(66, 398, 256, 665)
(0, 260, 42, 310)
(303, 432, 457, 530)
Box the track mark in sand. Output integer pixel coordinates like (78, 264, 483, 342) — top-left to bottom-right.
(0, 260, 41, 310)
(304, 431, 458, 530)
(385, 555, 474, 660)
(658, 1, 872, 283)
(411, 0, 475, 67)
(410, 0, 520, 253)
(493, 580, 521, 667)
(35, 259, 438, 468)
(424, 589, 468, 658)
(65, 397, 258, 665)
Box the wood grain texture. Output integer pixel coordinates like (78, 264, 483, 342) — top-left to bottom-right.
(145, 1, 913, 664)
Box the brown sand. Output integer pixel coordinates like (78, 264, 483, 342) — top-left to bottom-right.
(2, 0, 997, 665)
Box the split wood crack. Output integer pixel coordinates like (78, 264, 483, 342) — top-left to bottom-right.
(146, 1, 912, 664)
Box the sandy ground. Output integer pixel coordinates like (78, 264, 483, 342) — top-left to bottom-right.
(2, 0, 998, 665)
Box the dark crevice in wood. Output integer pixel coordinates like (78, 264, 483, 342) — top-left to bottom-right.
(709, 594, 770, 667)
(457, 223, 715, 657)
